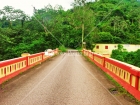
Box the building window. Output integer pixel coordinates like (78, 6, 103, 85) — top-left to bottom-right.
(96, 45, 99, 49)
(105, 46, 108, 49)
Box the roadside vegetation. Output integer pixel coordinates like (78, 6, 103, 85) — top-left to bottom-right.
(111, 44, 140, 67)
(1, 0, 140, 61)
(59, 45, 67, 52)
(83, 53, 140, 105)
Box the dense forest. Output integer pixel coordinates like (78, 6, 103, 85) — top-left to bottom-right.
(0, 0, 140, 61)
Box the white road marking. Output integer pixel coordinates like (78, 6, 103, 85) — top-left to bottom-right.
(75, 57, 123, 105)
(17, 55, 66, 105)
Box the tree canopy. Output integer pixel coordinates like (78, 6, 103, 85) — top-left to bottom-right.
(1, 0, 140, 60)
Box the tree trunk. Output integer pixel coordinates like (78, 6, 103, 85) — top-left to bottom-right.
(9, 20, 12, 29)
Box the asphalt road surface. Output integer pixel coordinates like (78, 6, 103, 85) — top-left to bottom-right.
(0, 50, 136, 105)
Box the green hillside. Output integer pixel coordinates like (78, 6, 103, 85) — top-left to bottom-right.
(0, 0, 140, 60)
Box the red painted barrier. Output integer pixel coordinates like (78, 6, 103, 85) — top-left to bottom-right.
(0, 57, 28, 84)
(0, 49, 59, 84)
(82, 49, 140, 101)
(93, 53, 105, 68)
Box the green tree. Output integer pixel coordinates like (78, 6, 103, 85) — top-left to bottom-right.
(0, 6, 26, 28)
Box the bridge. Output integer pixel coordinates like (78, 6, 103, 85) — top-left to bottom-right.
(0, 49, 140, 105)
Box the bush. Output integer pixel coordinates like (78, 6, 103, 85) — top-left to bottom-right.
(76, 47, 83, 53)
(111, 44, 140, 67)
(111, 44, 127, 62)
(59, 45, 67, 52)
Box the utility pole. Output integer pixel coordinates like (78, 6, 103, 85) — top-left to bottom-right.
(81, 0, 85, 48)
(82, 21, 84, 48)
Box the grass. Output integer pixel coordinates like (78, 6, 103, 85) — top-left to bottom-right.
(105, 73, 140, 104)
(82, 53, 140, 105)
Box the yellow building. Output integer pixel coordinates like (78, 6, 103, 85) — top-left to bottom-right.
(93, 44, 140, 57)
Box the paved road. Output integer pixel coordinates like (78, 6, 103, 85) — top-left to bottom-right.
(0, 51, 135, 105)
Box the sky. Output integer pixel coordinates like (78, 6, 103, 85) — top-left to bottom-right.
(0, 0, 74, 16)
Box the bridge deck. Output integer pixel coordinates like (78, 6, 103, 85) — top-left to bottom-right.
(0, 51, 135, 105)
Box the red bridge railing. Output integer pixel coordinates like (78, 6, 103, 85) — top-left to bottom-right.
(0, 49, 59, 84)
(82, 49, 140, 101)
